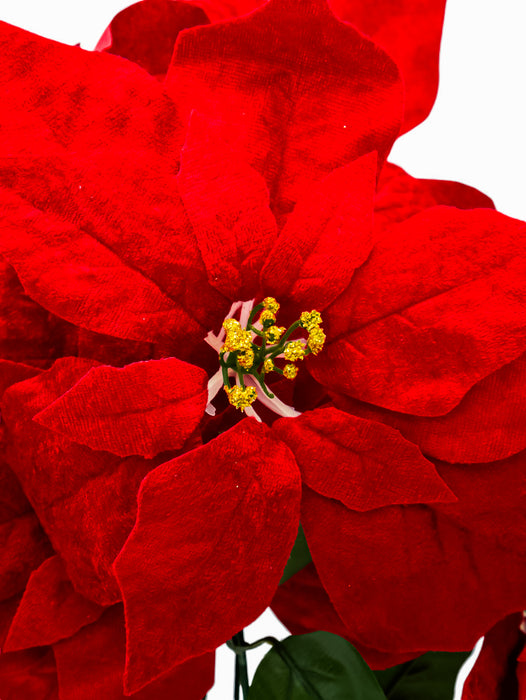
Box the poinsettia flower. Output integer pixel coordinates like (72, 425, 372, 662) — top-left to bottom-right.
(0, 0, 526, 698)
(98, 0, 446, 131)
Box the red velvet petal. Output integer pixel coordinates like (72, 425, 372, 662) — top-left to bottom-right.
(0, 261, 73, 368)
(331, 0, 447, 132)
(4, 556, 104, 653)
(462, 614, 524, 700)
(0, 362, 52, 602)
(0, 595, 21, 648)
(178, 113, 277, 300)
(35, 358, 207, 458)
(1, 358, 173, 605)
(273, 407, 454, 511)
(114, 419, 300, 693)
(0, 648, 58, 700)
(272, 564, 423, 669)
(0, 148, 226, 356)
(0, 502, 52, 604)
(0, 186, 194, 346)
(175, 0, 446, 133)
(166, 0, 403, 222)
(301, 451, 526, 656)
(98, 0, 209, 77)
(53, 606, 214, 700)
(184, 0, 260, 22)
(260, 153, 376, 312)
(331, 352, 526, 464)
(0, 360, 41, 399)
(316, 207, 526, 415)
(375, 163, 495, 234)
(0, 22, 183, 159)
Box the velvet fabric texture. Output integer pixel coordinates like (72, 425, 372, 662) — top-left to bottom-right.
(0, 1, 525, 698)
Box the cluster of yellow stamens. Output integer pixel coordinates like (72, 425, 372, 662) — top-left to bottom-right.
(224, 384, 257, 410)
(218, 297, 325, 411)
(300, 311, 326, 355)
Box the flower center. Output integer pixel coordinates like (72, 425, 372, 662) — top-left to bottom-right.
(205, 298, 325, 421)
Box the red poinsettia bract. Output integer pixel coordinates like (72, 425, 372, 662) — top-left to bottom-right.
(0, 0, 525, 698)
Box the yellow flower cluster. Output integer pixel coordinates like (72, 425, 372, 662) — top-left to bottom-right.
(259, 309, 276, 326)
(307, 326, 326, 355)
(300, 309, 325, 355)
(284, 340, 306, 361)
(283, 364, 298, 380)
(263, 358, 275, 373)
(222, 319, 252, 353)
(237, 348, 254, 369)
(224, 384, 257, 410)
(263, 297, 280, 314)
(265, 325, 286, 343)
(300, 310, 322, 332)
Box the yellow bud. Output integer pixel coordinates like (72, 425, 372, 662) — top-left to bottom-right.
(237, 348, 254, 369)
(265, 325, 286, 344)
(283, 364, 298, 380)
(223, 327, 253, 353)
(300, 310, 322, 332)
(263, 358, 274, 373)
(223, 318, 241, 332)
(284, 340, 306, 361)
(263, 297, 280, 314)
(259, 309, 276, 326)
(224, 385, 258, 410)
(308, 326, 326, 355)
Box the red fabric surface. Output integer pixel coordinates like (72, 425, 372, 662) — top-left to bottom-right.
(98, 0, 445, 133)
(261, 153, 377, 312)
(4, 555, 103, 652)
(0, 596, 22, 648)
(273, 407, 455, 511)
(375, 162, 495, 231)
(97, 0, 209, 77)
(330, 0, 446, 132)
(53, 606, 215, 700)
(0, 184, 194, 346)
(0, 261, 73, 368)
(462, 614, 524, 700)
(0, 22, 184, 158)
(0, 362, 52, 603)
(178, 113, 278, 300)
(34, 358, 208, 458)
(165, 0, 403, 222)
(114, 419, 301, 692)
(301, 451, 526, 661)
(1, 358, 178, 605)
(0, 648, 58, 700)
(331, 352, 526, 464)
(316, 207, 526, 415)
(272, 564, 425, 669)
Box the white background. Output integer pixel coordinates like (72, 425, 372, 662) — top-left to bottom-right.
(0, 0, 525, 697)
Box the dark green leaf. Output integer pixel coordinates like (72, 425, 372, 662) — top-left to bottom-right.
(374, 651, 469, 700)
(248, 632, 387, 699)
(280, 524, 311, 585)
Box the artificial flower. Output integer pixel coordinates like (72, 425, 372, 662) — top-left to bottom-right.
(0, 0, 525, 698)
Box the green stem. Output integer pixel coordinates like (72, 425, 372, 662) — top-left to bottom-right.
(267, 321, 303, 360)
(247, 302, 264, 326)
(232, 631, 250, 700)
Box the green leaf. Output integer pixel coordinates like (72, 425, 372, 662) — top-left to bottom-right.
(374, 651, 470, 700)
(248, 632, 387, 699)
(279, 524, 312, 585)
